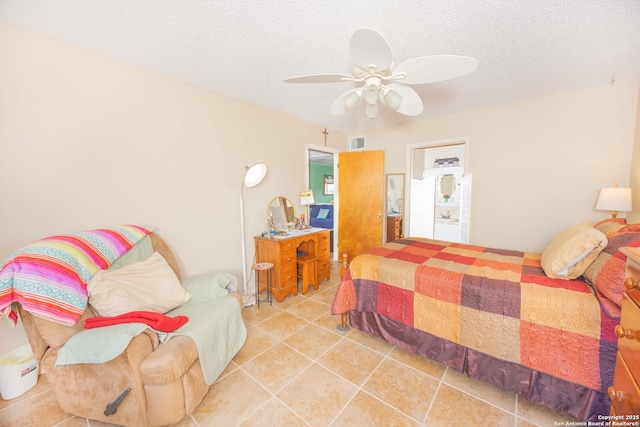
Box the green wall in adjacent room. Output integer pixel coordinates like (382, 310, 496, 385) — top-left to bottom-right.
(310, 163, 334, 204)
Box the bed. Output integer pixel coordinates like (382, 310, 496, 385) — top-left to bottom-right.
(331, 219, 640, 421)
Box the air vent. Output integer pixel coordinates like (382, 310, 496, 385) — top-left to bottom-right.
(349, 136, 366, 151)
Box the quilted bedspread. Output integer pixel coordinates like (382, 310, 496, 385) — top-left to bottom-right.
(0, 225, 151, 326)
(332, 237, 618, 392)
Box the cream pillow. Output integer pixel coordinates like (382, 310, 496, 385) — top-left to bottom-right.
(88, 252, 191, 317)
(541, 222, 608, 279)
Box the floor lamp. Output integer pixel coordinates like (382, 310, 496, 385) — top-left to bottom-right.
(240, 162, 267, 306)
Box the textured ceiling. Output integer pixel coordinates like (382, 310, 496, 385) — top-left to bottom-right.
(1, 1, 640, 134)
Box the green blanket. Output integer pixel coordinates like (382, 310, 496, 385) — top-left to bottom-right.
(56, 295, 246, 386)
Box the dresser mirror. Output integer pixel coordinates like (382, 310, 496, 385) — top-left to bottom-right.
(268, 196, 295, 232)
(386, 173, 405, 215)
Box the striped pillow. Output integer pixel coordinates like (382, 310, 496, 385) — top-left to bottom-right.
(583, 224, 640, 307)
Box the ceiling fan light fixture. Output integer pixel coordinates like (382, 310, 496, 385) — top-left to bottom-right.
(383, 88, 403, 110)
(366, 102, 378, 119)
(344, 90, 361, 110)
(285, 29, 478, 120)
(362, 77, 381, 103)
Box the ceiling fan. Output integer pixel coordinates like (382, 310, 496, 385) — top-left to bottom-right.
(285, 28, 478, 120)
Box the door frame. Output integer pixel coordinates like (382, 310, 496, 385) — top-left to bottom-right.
(405, 137, 471, 238)
(306, 143, 340, 259)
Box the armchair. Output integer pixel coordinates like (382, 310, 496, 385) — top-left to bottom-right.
(15, 232, 245, 426)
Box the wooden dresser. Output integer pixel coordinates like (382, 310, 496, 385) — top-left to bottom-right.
(610, 247, 640, 416)
(386, 215, 403, 242)
(255, 228, 331, 302)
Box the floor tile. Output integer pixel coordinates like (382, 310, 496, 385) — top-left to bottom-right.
(317, 339, 384, 386)
(232, 325, 278, 366)
(331, 390, 420, 427)
(190, 369, 270, 426)
(276, 363, 357, 427)
(241, 343, 313, 394)
(286, 298, 331, 322)
(242, 303, 282, 326)
(256, 311, 308, 341)
(363, 357, 439, 422)
(283, 323, 342, 360)
(238, 396, 307, 427)
(426, 383, 515, 427)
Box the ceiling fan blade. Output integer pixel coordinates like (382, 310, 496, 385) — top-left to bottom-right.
(350, 28, 393, 71)
(284, 73, 353, 84)
(330, 88, 361, 115)
(393, 55, 478, 85)
(382, 84, 423, 116)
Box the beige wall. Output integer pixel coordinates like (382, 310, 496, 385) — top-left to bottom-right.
(358, 80, 640, 252)
(0, 23, 345, 353)
(627, 84, 640, 224)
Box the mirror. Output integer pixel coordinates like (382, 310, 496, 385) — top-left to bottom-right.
(386, 173, 405, 215)
(439, 174, 456, 199)
(268, 196, 295, 232)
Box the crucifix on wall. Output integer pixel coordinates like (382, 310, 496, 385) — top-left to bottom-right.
(322, 128, 328, 146)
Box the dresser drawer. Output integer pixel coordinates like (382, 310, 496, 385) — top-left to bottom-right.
(279, 240, 296, 252)
(281, 248, 297, 269)
(617, 294, 640, 377)
(610, 352, 640, 415)
(317, 255, 331, 273)
(280, 265, 297, 286)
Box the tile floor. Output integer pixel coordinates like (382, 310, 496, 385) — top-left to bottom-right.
(1, 261, 580, 427)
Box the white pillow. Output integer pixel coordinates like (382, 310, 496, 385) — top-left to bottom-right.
(88, 252, 191, 317)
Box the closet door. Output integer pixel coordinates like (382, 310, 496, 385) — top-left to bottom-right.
(459, 174, 472, 244)
(409, 176, 435, 238)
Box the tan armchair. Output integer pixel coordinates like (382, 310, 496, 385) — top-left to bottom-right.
(17, 233, 244, 427)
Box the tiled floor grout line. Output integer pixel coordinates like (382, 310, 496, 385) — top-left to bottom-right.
(423, 365, 448, 425)
(325, 346, 392, 426)
(233, 314, 351, 427)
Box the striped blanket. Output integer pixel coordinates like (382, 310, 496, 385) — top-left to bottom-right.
(332, 237, 619, 393)
(0, 225, 151, 326)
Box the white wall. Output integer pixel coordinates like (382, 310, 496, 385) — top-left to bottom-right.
(360, 80, 640, 252)
(0, 23, 345, 353)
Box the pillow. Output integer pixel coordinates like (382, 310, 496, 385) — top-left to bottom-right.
(108, 235, 153, 270)
(181, 272, 236, 302)
(583, 225, 640, 307)
(541, 222, 608, 279)
(88, 252, 191, 317)
(317, 208, 330, 219)
(593, 217, 627, 239)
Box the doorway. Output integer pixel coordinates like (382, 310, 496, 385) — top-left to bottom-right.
(406, 138, 471, 243)
(306, 144, 339, 258)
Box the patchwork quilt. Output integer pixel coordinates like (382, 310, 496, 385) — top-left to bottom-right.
(332, 237, 619, 392)
(0, 225, 151, 326)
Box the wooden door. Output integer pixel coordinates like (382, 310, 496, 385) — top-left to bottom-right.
(338, 150, 384, 261)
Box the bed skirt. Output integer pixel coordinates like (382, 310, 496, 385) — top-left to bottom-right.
(348, 310, 611, 422)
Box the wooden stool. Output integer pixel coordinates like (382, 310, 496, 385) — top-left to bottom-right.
(297, 256, 318, 294)
(253, 262, 274, 308)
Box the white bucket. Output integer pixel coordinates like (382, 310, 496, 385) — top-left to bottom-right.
(0, 344, 39, 400)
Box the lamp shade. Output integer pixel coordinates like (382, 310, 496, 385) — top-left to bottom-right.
(243, 163, 267, 188)
(595, 185, 632, 217)
(300, 190, 315, 206)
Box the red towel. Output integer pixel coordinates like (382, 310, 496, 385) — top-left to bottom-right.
(85, 311, 188, 332)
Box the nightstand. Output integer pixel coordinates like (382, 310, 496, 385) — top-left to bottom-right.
(609, 247, 640, 415)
